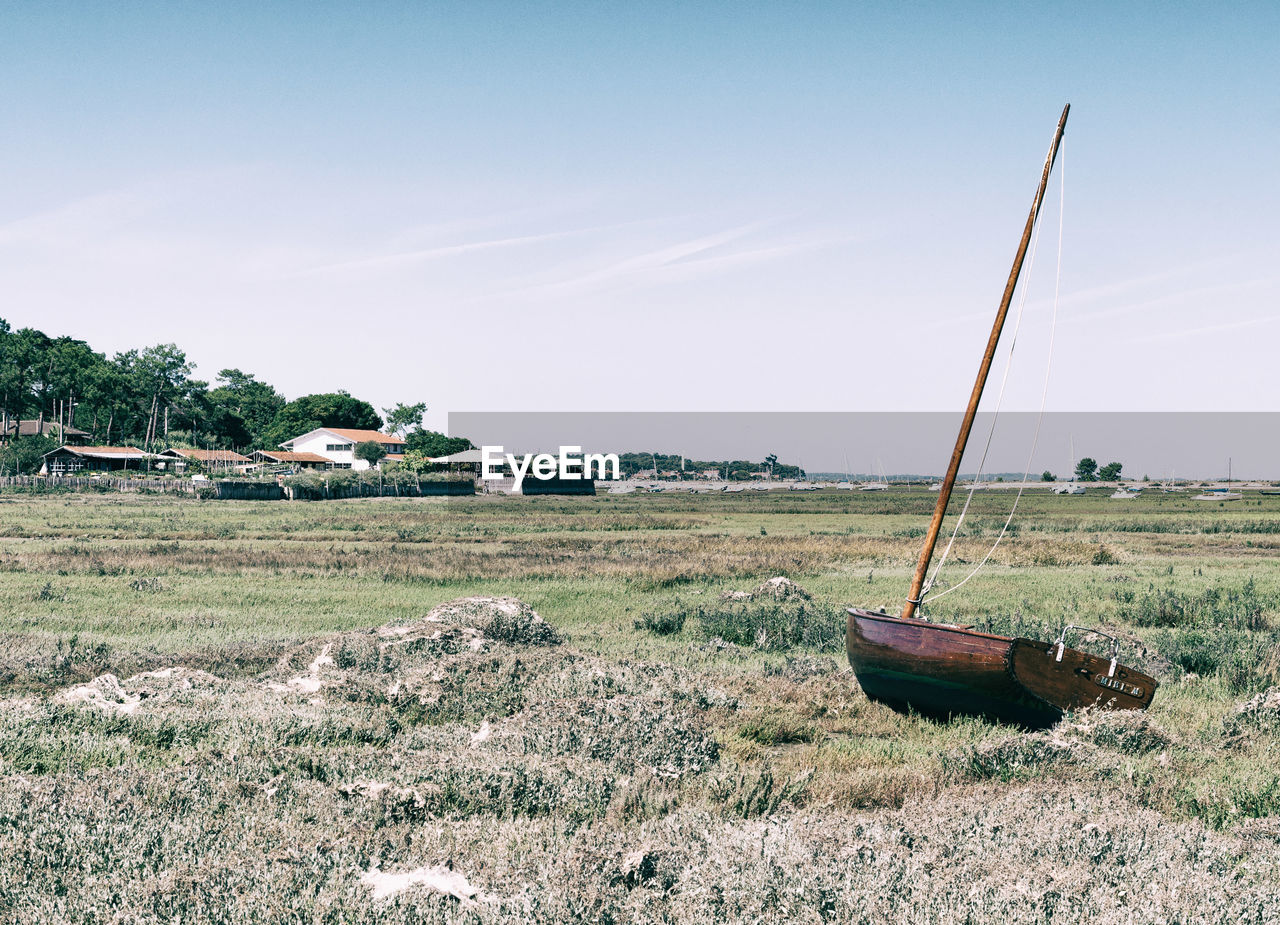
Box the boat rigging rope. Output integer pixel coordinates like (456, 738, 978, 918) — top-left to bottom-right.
(922, 138, 1066, 607)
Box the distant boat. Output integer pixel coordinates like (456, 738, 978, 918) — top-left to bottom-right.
(608, 484, 636, 494)
(1195, 458, 1241, 500)
(1110, 488, 1139, 500)
(1054, 437, 1085, 495)
(723, 484, 745, 493)
(1261, 489, 1280, 496)
(860, 458, 890, 491)
(1194, 488, 1242, 501)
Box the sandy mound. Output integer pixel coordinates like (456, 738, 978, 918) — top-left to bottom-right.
(1237, 686, 1280, 718)
(261, 596, 562, 706)
(422, 596, 561, 647)
(719, 576, 812, 603)
(1226, 687, 1280, 741)
(56, 666, 222, 715)
(1060, 708, 1173, 754)
(754, 577, 811, 600)
(57, 674, 139, 715)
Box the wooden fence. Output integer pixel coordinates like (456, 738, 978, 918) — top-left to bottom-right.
(283, 479, 474, 500)
(0, 476, 196, 493)
(0, 475, 473, 501)
(212, 481, 285, 500)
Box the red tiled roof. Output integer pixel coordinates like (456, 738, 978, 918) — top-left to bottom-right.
(323, 428, 405, 445)
(162, 448, 251, 462)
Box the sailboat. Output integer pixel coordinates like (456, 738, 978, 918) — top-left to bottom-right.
(846, 105, 1156, 730)
(1194, 458, 1242, 501)
(1052, 437, 1087, 494)
(836, 455, 855, 490)
(860, 460, 890, 491)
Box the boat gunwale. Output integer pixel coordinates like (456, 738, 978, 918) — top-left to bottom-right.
(847, 607, 1015, 645)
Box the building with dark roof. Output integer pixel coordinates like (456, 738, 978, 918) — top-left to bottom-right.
(39, 445, 153, 475)
(1, 419, 90, 446)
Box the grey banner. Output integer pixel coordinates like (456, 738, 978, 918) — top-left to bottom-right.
(449, 412, 1279, 480)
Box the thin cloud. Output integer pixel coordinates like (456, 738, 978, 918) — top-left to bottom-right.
(1056, 250, 1263, 308)
(297, 222, 631, 277)
(523, 218, 777, 296)
(920, 271, 1270, 333)
(1133, 312, 1279, 343)
(647, 235, 856, 280)
(0, 190, 146, 247)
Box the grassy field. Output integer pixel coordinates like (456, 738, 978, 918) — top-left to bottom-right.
(1, 488, 1279, 922)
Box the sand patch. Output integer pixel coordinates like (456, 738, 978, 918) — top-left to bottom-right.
(58, 674, 140, 715)
(269, 643, 335, 694)
(361, 862, 494, 906)
(56, 666, 222, 715)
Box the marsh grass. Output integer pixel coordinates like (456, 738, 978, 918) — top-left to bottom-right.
(2, 491, 1280, 921)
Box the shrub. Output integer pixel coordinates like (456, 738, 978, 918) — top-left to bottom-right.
(353, 440, 386, 466)
(1092, 545, 1119, 565)
(694, 600, 843, 652)
(708, 767, 814, 818)
(942, 736, 1078, 782)
(1149, 625, 1280, 693)
(737, 716, 822, 746)
(1122, 578, 1275, 630)
(634, 609, 686, 636)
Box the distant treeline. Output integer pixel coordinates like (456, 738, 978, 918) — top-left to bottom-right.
(0, 318, 470, 473)
(616, 452, 803, 479)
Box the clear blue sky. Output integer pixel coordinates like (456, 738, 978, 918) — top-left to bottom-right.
(2, 2, 1277, 432)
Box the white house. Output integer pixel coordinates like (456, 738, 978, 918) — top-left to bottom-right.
(278, 427, 406, 471)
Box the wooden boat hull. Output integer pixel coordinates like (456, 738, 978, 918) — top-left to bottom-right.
(846, 608, 1156, 730)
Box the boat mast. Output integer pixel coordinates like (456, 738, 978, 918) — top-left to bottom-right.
(901, 104, 1070, 620)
